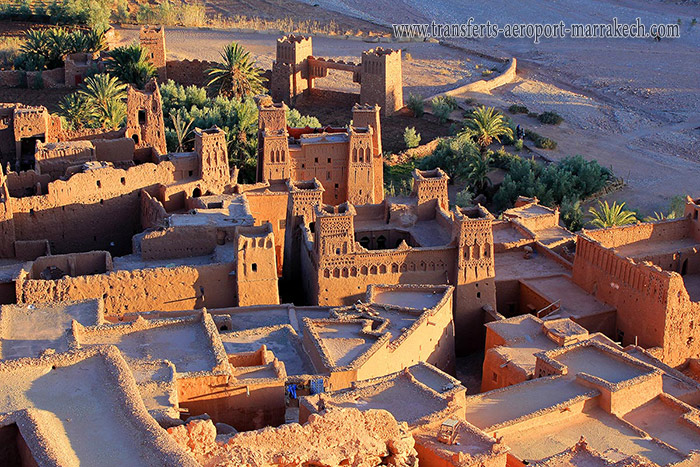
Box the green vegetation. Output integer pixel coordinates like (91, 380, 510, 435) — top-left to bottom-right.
(16, 27, 105, 71)
(77, 74, 127, 130)
(206, 42, 266, 99)
(513, 139, 523, 151)
(643, 195, 686, 222)
(537, 111, 564, 125)
(587, 200, 637, 228)
(454, 189, 474, 208)
(525, 129, 557, 150)
(417, 136, 480, 182)
(460, 106, 513, 155)
(0, 0, 206, 29)
(105, 44, 157, 89)
(508, 104, 529, 114)
(560, 198, 583, 231)
(431, 96, 458, 124)
(403, 127, 421, 149)
(0, 37, 22, 69)
(58, 93, 96, 130)
(494, 154, 613, 211)
(285, 108, 321, 128)
(407, 94, 425, 118)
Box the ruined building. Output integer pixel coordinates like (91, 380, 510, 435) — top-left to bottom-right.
(271, 34, 403, 115)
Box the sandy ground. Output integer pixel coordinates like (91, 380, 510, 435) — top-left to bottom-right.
(275, 0, 700, 213)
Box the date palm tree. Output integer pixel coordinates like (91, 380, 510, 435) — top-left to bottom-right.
(170, 110, 195, 152)
(206, 42, 265, 99)
(461, 106, 513, 157)
(78, 74, 127, 130)
(105, 44, 157, 88)
(588, 200, 637, 228)
(465, 152, 493, 194)
(58, 93, 97, 129)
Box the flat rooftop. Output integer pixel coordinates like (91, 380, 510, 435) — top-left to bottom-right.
(113, 243, 236, 270)
(354, 218, 452, 248)
(500, 407, 685, 466)
(495, 250, 570, 281)
(371, 289, 443, 310)
(613, 237, 698, 261)
(0, 300, 102, 359)
(553, 345, 651, 384)
(465, 376, 597, 431)
(0, 348, 194, 466)
(168, 194, 254, 228)
(522, 275, 615, 320)
(312, 320, 378, 367)
(75, 315, 225, 375)
(219, 325, 315, 376)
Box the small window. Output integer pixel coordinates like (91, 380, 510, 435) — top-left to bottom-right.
(327, 158, 331, 163)
(138, 109, 146, 125)
(326, 171, 331, 180)
(188, 170, 193, 177)
(279, 219, 285, 229)
(301, 164, 305, 169)
(476, 292, 481, 298)
(314, 157, 318, 163)
(252, 263, 257, 272)
(120, 177, 126, 185)
(335, 183, 339, 188)
(96, 180, 101, 188)
(695, 210, 698, 220)
(492, 372, 498, 382)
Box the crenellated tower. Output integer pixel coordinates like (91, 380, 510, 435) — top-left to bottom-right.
(452, 205, 497, 352)
(351, 104, 383, 202)
(346, 127, 375, 205)
(359, 48, 403, 116)
(124, 79, 167, 155)
(411, 168, 449, 218)
(314, 203, 356, 258)
(284, 179, 324, 281)
(235, 224, 280, 306)
(271, 35, 312, 104)
(194, 127, 231, 193)
(255, 96, 291, 182)
(139, 26, 167, 82)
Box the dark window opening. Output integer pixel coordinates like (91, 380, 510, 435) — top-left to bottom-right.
(192, 188, 201, 198)
(120, 177, 126, 185)
(359, 237, 370, 249)
(376, 235, 386, 249)
(132, 134, 139, 145)
(138, 109, 146, 125)
(252, 263, 257, 272)
(188, 170, 193, 177)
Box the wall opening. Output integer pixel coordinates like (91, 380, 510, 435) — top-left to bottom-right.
(138, 109, 147, 125)
(193, 188, 202, 198)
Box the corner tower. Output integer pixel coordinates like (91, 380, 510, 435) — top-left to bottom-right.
(271, 35, 312, 104)
(360, 48, 403, 116)
(125, 79, 167, 155)
(139, 26, 167, 82)
(452, 205, 497, 353)
(351, 104, 383, 203)
(235, 224, 280, 306)
(194, 127, 230, 193)
(255, 96, 290, 182)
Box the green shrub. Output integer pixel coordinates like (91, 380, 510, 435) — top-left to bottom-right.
(286, 108, 321, 128)
(407, 94, 424, 117)
(418, 136, 480, 182)
(455, 189, 474, 208)
(514, 139, 523, 151)
(527, 112, 539, 118)
(508, 104, 528, 114)
(403, 126, 421, 149)
(431, 97, 453, 124)
(538, 111, 564, 125)
(561, 198, 583, 231)
(536, 137, 557, 150)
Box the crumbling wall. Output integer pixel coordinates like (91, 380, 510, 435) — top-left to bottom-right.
(15, 261, 236, 316)
(34, 140, 95, 179)
(168, 408, 418, 467)
(140, 189, 167, 230)
(165, 60, 216, 87)
(140, 226, 218, 260)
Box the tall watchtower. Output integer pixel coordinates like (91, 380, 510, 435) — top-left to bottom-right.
(314, 203, 356, 258)
(346, 127, 375, 205)
(125, 79, 167, 155)
(235, 224, 280, 306)
(284, 179, 324, 281)
(351, 104, 383, 203)
(255, 96, 290, 182)
(412, 169, 449, 218)
(271, 35, 312, 104)
(139, 26, 167, 82)
(194, 127, 230, 192)
(452, 205, 497, 353)
(360, 48, 403, 116)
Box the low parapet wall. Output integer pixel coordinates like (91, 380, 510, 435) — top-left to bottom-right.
(166, 60, 217, 87)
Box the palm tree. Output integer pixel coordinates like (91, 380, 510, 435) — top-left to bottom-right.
(206, 42, 265, 99)
(58, 93, 97, 129)
(78, 74, 127, 129)
(588, 200, 637, 228)
(170, 111, 194, 152)
(105, 44, 157, 88)
(461, 106, 513, 156)
(465, 153, 492, 194)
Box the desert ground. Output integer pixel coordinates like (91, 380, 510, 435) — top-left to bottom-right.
(118, 0, 700, 213)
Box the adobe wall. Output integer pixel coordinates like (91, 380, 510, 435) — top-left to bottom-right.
(355, 290, 456, 381)
(0, 70, 23, 88)
(313, 247, 455, 306)
(413, 436, 508, 467)
(518, 280, 553, 315)
(15, 260, 236, 316)
(583, 219, 691, 249)
(34, 140, 95, 179)
(244, 190, 289, 269)
(92, 138, 136, 163)
(9, 161, 176, 256)
(6, 170, 51, 198)
(165, 60, 216, 87)
(140, 189, 167, 230)
(139, 226, 219, 260)
(663, 274, 700, 366)
(177, 374, 285, 430)
(573, 236, 671, 350)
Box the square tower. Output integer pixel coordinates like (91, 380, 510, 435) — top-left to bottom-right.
(411, 168, 449, 218)
(194, 127, 231, 193)
(352, 104, 383, 202)
(125, 79, 167, 155)
(235, 224, 280, 306)
(271, 35, 312, 104)
(346, 126, 375, 205)
(452, 205, 497, 353)
(359, 48, 403, 116)
(255, 96, 290, 182)
(139, 26, 167, 82)
(314, 203, 356, 258)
